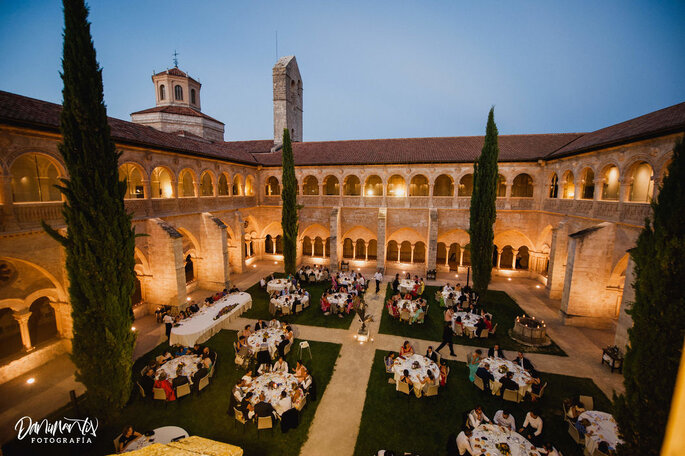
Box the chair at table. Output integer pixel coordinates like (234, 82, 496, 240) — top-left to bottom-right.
(579, 395, 594, 410)
(257, 416, 273, 437)
(473, 376, 485, 392)
(416, 312, 425, 324)
(295, 396, 307, 411)
(479, 328, 489, 339)
(209, 354, 217, 377)
(233, 407, 249, 433)
(396, 380, 411, 397)
(489, 323, 498, 335)
(152, 387, 168, 406)
(302, 298, 310, 309)
(454, 325, 464, 337)
(567, 421, 584, 445)
(113, 434, 121, 453)
(284, 341, 292, 356)
(294, 303, 303, 314)
(424, 384, 439, 397)
(136, 381, 146, 399)
(176, 382, 191, 399)
(281, 306, 291, 316)
(399, 309, 410, 323)
(489, 380, 501, 396)
(530, 382, 547, 400)
(198, 374, 210, 392)
(502, 388, 520, 403)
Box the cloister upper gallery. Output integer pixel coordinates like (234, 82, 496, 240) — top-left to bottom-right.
(0, 55, 683, 383)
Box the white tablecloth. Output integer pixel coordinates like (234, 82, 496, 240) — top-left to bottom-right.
(273, 294, 309, 311)
(247, 327, 288, 357)
(479, 357, 533, 395)
(399, 279, 416, 294)
(470, 423, 541, 456)
(442, 289, 462, 304)
(170, 292, 251, 346)
(392, 354, 439, 385)
(451, 311, 480, 333)
(579, 410, 622, 454)
(267, 279, 292, 294)
(335, 273, 355, 287)
(243, 372, 299, 408)
(155, 354, 202, 383)
(124, 426, 189, 452)
(300, 269, 325, 281)
(326, 292, 350, 310)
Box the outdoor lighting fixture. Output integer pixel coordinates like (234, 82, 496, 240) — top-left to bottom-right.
(253, 265, 257, 268)
(357, 333, 369, 342)
(508, 278, 512, 281)
(274, 261, 278, 264)
(131, 326, 136, 331)
(26, 378, 35, 385)
(186, 297, 191, 301)
(536, 285, 541, 289)
(455, 274, 459, 278)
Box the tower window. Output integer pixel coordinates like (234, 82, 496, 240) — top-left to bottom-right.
(190, 88, 196, 104)
(174, 85, 183, 101)
(159, 84, 166, 100)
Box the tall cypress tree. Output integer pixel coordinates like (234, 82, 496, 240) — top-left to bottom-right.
(613, 140, 685, 456)
(43, 0, 137, 414)
(281, 128, 298, 274)
(469, 107, 499, 296)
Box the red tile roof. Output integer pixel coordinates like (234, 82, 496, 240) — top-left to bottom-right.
(130, 105, 224, 124)
(548, 101, 685, 158)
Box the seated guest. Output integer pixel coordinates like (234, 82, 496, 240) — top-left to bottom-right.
(539, 442, 560, 456)
(269, 318, 280, 328)
(456, 428, 474, 456)
(160, 351, 173, 363)
(273, 356, 289, 373)
(475, 362, 495, 393)
(171, 365, 189, 390)
(420, 369, 439, 395)
(291, 382, 305, 409)
(254, 392, 276, 419)
(399, 340, 414, 356)
(241, 370, 254, 385)
(487, 344, 506, 359)
(483, 314, 493, 331)
(566, 399, 585, 421)
(236, 335, 251, 358)
(192, 343, 204, 355)
(574, 418, 592, 438)
(285, 325, 294, 341)
(257, 362, 272, 374)
(201, 353, 213, 370)
(425, 346, 438, 363)
(192, 361, 208, 391)
(527, 368, 542, 398)
(229, 285, 240, 293)
(474, 317, 488, 337)
(236, 391, 254, 419)
(202, 346, 216, 362)
(274, 390, 293, 417)
(255, 319, 267, 330)
(411, 305, 425, 324)
(399, 369, 413, 387)
(515, 351, 534, 371)
(439, 360, 449, 387)
(519, 410, 543, 446)
(154, 372, 176, 401)
(117, 425, 142, 453)
(277, 335, 290, 359)
(320, 295, 331, 313)
(444, 305, 454, 322)
(468, 405, 490, 429)
(139, 368, 155, 397)
(499, 371, 519, 396)
(241, 324, 252, 339)
(493, 409, 516, 431)
(384, 352, 396, 373)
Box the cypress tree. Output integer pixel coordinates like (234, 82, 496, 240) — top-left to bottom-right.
(613, 140, 685, 456)
(43, 0, 137, 414)
(469, 107, 499, 296)
(281, 128, 298, 274)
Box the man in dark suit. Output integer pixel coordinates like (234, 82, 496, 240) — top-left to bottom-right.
(139, 368, 155, 397)
(254, 393, 276, 419)
(192, 362, 208, 392)
(499, 371, 519, 396)
(255, 319, 267, 330)
(172, 369, 189, 390)
(476, 363, 495, 393)
(515, 351, 535, 371)
(475, 318, 488, 337)
(277, 335, 289, 359)
(425, 346, 438, 363)
(488, 344, 506, 359)
(435, 322, 456, 356)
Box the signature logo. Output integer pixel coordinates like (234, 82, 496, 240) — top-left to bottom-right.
(15, 416, 98, 444)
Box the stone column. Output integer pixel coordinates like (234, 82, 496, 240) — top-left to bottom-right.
(511, 249, 519, 269)
(329, 207, 341, 273)
(376, 208, 387, 271)
(496, 249, 502, 269)
(13, 310, 33, 351)
(426, 208, 438, 272)
(230, 211, 246, 273)
(48, 301, 71, 338)
(199, 212, 230, 290)
(410, 243, 415, 264)
(459, 248, 464, 267)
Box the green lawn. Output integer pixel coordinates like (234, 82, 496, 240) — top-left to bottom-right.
(3, 331, 342, 456)
(378, 284, 566, 355)
(353, 350, 610, 456)
(241, 275, 355, 330)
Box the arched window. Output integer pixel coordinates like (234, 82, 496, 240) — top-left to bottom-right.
(190, 88, 196, 104)
(302, 176, 319, 195)
(580, 169, 595, 200)
(11, 153, 62, 202)
(458, 174, 473, 197)
(516, 246, 530, 270)
(629, 162, 653, 202)
(342, 238, 354, 258)
(343, 175, 361, 195)
(314, 237, 324, 256)
(275, 235, 283, 254)
(462, 244, 471, 266)
(265, 235, 274, 254)
(233, 175, 244, 196)
(151, 167, 173, 198)
(323, 176, 340, 195)
(302, 236, 312, 256)
(218, 174, 229, 196)
(387, 175, 406, 197)
(497, 175, 507, 197)
(561, 172, 574, 199)
(200, 171, 214, 196)
(245, 176, 255, 196)
(399, 241, 412, 262)
(28, 297, 58, 346)
(364, 175, 383, 196)
(0, 308, 23, 359)
(500, 246, 514, 268)
(448, 243, 461, 269)
(355, 239, 366, 259)
(368, 239, 377, 260)
(387, 240, 398, 261)
(511, 173, 533, 198)
(118, 163, 145, 199)
(325, 237, 331, 257)
(437, 242, 447, 264)
(185, 254, 194, 282)
(174, 85, 183, 101)
(409, 175, 429, 196)
(602, 166, 620, 200)
(265, 176, 280, 196)
(549, 173, 559, 198)
(178, 170, 196, 197)
(159, 84, 166, 100)
(433, 174, 454, 196)
(413, 242, 426, 263)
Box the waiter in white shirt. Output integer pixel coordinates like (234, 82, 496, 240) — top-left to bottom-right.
(373, 270, 383, 293)
(163, 313, 174, 341)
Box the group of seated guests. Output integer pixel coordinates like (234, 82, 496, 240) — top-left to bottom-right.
(331, 271, 368, 293)
(386, 293, 428, 324)
(320, 289, 362, 317)
(296, 264, 329, 282)
(231, 359, 314, 422)
(392, 273, 425, 297)
(269, 286, 310, 315)
(445, 304, 494, 337)
(234, 320, 294, 364)
(565, 397, 615, 454)
(384, 345, 450, 394)
(454, 406, 558, 455)
(138, 343, 217, 401)
(441, 283, 479, 306)
(472, 347, 543, 399)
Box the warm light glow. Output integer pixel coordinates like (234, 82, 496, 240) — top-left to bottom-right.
(26, 378, 35, 384)
(253, 265, 257, 268)
(455, 274, 459, 278)
(131, 326, 136, 331)
(535, 285, 541, 289)
(186, 297, 191, 302)
(274, 261, 278, 264)
(366, 189, 374, 196)
(507, 278, 512, 281)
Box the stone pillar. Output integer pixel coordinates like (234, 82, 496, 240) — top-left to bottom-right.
(376, 208, 387, 271)
(511, 249, 519, 269)
(496, 249, 502, 269)
(146, 218, 187, 310)
(230, 211, 246, 273)
(329, 207, 341, 273)
(459, 248, 464, 267)
(199, 212, 230, 290)
(48, 301, 72, 338)
(426, 208, 438, 272)
(614, 257, 636, 350)
(0, 169, 21, 231)
(13, 310, 33, 351)
(352, 242, 357, 260)
(546, 222, 569, 299)
(410, 243, 415, 263)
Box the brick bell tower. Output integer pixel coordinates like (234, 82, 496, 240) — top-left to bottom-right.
(273, 56, 303, 144)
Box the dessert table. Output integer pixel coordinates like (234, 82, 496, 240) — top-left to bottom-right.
(469, 423, 541, 456)
(169, 292, 251, 346)
(392, 354, 439, 385)
(123, 426, 189, 452)
(479, 357, 533, 396)
(578, 410, 622, 454)
(266, 278, 293, 294)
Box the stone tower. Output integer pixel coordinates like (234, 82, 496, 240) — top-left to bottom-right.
(131, 66, 225, 142)
(273, 56, 303, 144)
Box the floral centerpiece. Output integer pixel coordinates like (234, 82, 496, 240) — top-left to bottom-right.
(412, 360, 420, 369)
(498, 364, 508, 374)
(213, 303, 237, 320)
(495, 442, 511, 456)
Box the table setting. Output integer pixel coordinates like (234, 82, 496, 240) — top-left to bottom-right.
(578, 410, 622, 454)
(155, 354, 202, 383)
(392, 353, 439, 385)
(451, 311, 480, 334)
(247, 327, 289, 357)
(399, 279, 416, 294)
(326, 292, 350, 311)
(470, 423, 541, 456)
(123, 426, 189, 452)
(479, 357, 533, 396)
(243, 372, 299, 408)
(266, 278, 293, 294)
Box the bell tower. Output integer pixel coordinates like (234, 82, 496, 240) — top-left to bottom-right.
(273, 56, 303, 144)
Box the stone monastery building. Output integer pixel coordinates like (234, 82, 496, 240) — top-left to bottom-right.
(0, 55, 684, 382)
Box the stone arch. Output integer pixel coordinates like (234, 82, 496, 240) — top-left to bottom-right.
(578, 167, 596, 200)
(608, 253, 630, 288)
(218, 172, 230, 196)
(244, 175, 255, 196)
(342, 175, 361, 195)
(493, 229, 534, 250)
(536, 225, 554, 252)
(300, 223, 330, 241)
(0, 257, 67, 304)
(437, 228, 470, 246)
(560, 170, 575, 199)
(511, 173, 534, 198)
(387, 174, 406, 197)
(408, 174, 429, 196)
(323, 175, 340, 195)
(265, 176, 280, 196)
(341, 225, 376, 242)
(150, 166, 175, 198)
(458, 173, 473, 196)
(599, 163, 620, 200)
(261, 220, 283, 239)
(302, 175, 319, 195)
(134, 247, 151, 277)
(364, 175, 383, 196)
(118, 161, 148, 199)
(387, 227, 424, 244)
(178, 168, 197, 198)
(548, 172, 559, 198)
(433, 174, 454, 196)
(10, 152, 65, 202)
(625, 160, 654, 202)
(199, 169, 216, 197)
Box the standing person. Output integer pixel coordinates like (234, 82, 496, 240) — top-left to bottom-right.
(435, 322, 457, 357)
(163, 312, 174, 342)
(373, 270, 383, 293)
(467, 349, 484, 382)
(392, 274, 400, 293)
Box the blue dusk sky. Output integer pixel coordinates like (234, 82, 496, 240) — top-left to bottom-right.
(1, 0, 684, 142)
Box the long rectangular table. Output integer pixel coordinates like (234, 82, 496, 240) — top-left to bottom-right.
(170, 292, 252, 346)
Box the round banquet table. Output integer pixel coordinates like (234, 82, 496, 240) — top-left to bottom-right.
(156, 354, 201, 383)
(392, 354, 439, 385)
(442, 289, 462, 305)
(326, 292, 350, 310)
(335, 273, 355, 287)
(479, 357, 533, 396)
(399, 279, 416, 294)
(397, 299, 422, 316)
(247, 327, 288, 357)
(267, 278, 293, 294)
(578, 410, 622, 454)
(244, 372, 299, 407)
(451, 311, 480, 334)
(470, 423, 541, 456)
(300, 269, 325, 281)
(273, 294, 309, 311)
(123, 426, 189, 452)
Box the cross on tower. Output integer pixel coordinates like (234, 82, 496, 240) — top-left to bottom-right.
(172, 50, 179, 68)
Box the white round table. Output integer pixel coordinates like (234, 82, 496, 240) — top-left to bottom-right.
(442, 289, 462, 304)
(300, 268, 325, 281)
(273, 294, 309, 312)
(479, 357, 533, 396)
(243, 372, 299, 408)
(267, 278, 292, 294)
(451, 311, 480, 333)
(335, 273, 355, 287)
(392, 354, 439, 385)
(399, 279, 417, 294)
(247, 327, 288, 357)
(578, 410, 622, 454)
(470, 423, 541, 456)
(155, 354, 201, 383)
(326, 292, 350, 311)
(123, 426, 189, 452)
